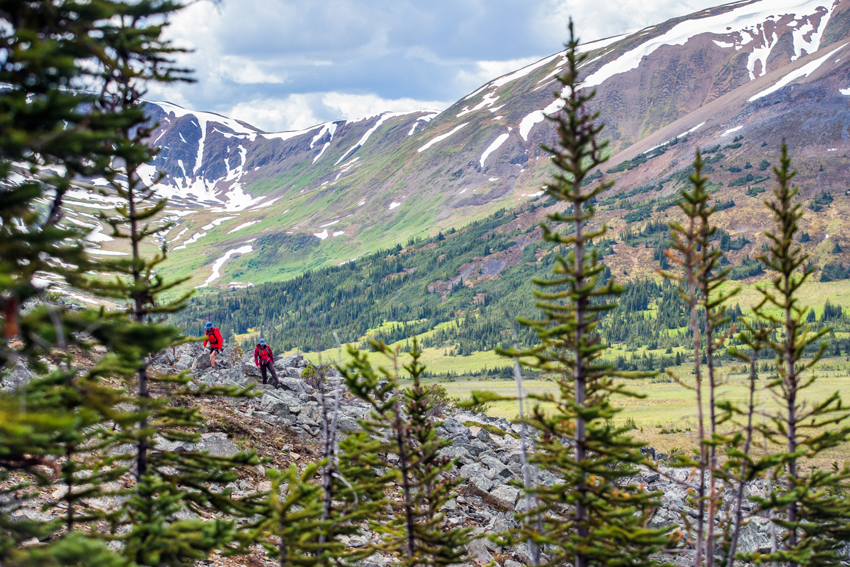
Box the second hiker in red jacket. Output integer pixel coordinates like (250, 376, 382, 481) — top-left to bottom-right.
(254, 339, 280, 388)
(203, 321, 223, 369)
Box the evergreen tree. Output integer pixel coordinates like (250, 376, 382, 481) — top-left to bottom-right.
(661, 152, 739, 566)
(500, 21, 674, 567)
(339, 338, 472, 567)
(66, 4, 266, 562)
(0, 2, 202, 565)
(746, 144, 850, 567)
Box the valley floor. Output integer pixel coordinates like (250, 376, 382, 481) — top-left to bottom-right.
(425, 356, 850, 469)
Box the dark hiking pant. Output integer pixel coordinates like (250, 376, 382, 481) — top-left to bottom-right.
(260, 361, 279, 385)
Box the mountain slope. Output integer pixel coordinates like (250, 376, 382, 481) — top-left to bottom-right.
(58, 0, 850, 293)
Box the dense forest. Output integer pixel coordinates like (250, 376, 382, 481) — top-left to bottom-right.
(174, 195, 850, 375)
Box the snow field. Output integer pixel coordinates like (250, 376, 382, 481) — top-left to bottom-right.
(748, 44, 845, 102)
(583, 0, 837, 89)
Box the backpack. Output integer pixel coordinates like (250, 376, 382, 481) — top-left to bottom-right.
(206, 327, 222, 348)
(258, 345, 273, 363)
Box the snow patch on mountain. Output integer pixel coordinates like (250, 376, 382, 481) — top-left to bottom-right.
(313, 142, 331, 163)
(457, 92, 501, 118)
(418, 123, 469, 152)
(335, 112, 407, 165)
(749, 44, 844, 102)
(84, 223, 113, 243)
(260, 124, 324, 142)
(202, 216, 236, 231)
(169, 228, 189, 242)
(310, 123, 338, 149)
(151, 101, 261, 141)
(197, 243, 255, 288)
(577, 34, 625, 54)
(480, 133, 510, 167)
(251, 197, 282, 210)
(490, 54, 560, 89)
(228, 220, 260, 234)
(174, 231, 206, 251)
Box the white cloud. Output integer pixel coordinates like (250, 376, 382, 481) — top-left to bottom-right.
(227, 95, 323, 132)
(456, 56, 544, 93)
(225, 92, 450, 132)
(213, 56, 287, 85)
(322, 92, 448, 121)
(533, 0, 721, 47)
(153, 0, 723, 130)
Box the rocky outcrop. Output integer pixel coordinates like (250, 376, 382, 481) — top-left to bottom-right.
(0, 344, 756, 565)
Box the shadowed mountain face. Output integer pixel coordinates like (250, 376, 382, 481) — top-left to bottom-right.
(64, 0, 850, 291)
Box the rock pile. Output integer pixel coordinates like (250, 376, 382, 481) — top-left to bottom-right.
(1, 342, 778, 566)
(170, 345, 776, 566)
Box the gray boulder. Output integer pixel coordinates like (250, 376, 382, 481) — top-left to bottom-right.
(282, 367, 303, 378)
(174, 354, 194, 370)
(1, 360, 33, 392)
(489, 485, 521, 509)
(192, 351, 211, 371)
(439, 445, 474, 466)
(480, 454, 513, 480)
(9, 507, 56, 526)
(277, 353, 303, 369)
(200, 366, 254, 388)
(337, 416, 359, 432)
(460, 463, 494, 492)
(279, 377, 312, 394)
(439, 418, 470, 439)
(466, 538, 495, 564)
(195, 432, 240, 457)
(260, 394, 292, 418)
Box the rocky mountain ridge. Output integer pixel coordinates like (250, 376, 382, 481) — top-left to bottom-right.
(50, 0, 850, 295)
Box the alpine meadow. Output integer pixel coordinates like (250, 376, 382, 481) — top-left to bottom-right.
(5, 1, 850, 567)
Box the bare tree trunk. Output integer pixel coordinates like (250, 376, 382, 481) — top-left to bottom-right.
(726, 356, 758, 566)
(573, 197, 588, 567)
(128, 175, 149, 482)
(511, 327, 539, 566)
(395, 410, 416, 561)
(688, 263, 706, 567)
(705, 322, 718, 567)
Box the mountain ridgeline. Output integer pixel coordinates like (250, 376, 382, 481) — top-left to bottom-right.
(158, 0, 850, 367)
(57, 0, 850, 297)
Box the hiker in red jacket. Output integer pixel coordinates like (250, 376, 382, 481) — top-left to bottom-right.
(203, 321, 223, 369)
(254, 339, 280, 388)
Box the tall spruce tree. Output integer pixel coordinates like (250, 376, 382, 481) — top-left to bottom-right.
(500, 21, 674, 567)
(661, 152, 739, 566)
(745, 144, 850, 567)
(55, 3, 268, 564)
(0, 2, 199, 565)
(339, 339, 472, 567)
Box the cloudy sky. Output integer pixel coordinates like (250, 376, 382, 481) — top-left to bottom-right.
(148, 0, 723, 132)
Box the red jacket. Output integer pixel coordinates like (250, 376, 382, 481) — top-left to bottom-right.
(203, 327, 223, 349)
(255, 344, 274, 366)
